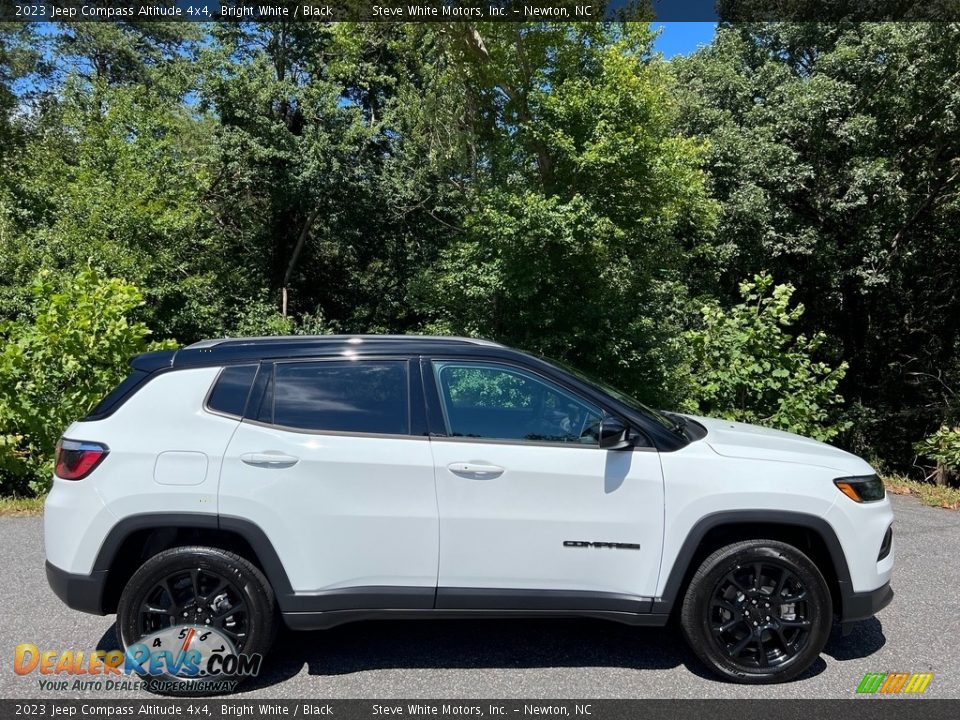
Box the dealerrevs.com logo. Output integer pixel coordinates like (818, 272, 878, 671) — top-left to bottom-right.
(856, 672, 934, 695)
(14, 625, 262, 694)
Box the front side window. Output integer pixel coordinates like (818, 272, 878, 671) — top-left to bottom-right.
(433, 362, 602, 445)
(266, 360, 409, 435)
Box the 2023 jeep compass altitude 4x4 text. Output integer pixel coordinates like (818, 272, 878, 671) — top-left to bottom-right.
(44, 335, 894, 689)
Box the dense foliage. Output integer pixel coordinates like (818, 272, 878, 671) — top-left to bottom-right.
(0, 270, 166, 494)
(682, 274, 849, 441)
(0, 17, 957, 494)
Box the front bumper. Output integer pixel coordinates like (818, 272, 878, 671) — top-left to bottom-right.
(45, 561, 108, 616)
(839, 580, 894, 624)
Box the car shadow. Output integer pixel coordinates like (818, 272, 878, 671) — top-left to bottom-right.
(95, 615, 885, 694)
(95, 618, 691, 694)
(241, 618, 692, 692)
(823, 618, 886, 661)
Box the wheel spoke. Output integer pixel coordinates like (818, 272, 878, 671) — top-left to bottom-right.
(163, 578, 180, 613)
(780, 618, 811, 628)
(717, 619, 739, 633)
(212, 604, 244, 622)
(728, 634, 753, 658)
(711, 598, 738, 613)
(774, 628, 796, 657)
(756, 635, 769, 667)
(202, 578, 229, 605)
(752, 563, 763, 590)
(189, 569, 201, 602)
(774, 569, 790, 597)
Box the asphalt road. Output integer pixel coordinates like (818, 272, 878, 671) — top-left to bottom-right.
(2, 494, 958, 700)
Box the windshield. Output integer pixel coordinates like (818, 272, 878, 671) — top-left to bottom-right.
(543, 356, 683, 434)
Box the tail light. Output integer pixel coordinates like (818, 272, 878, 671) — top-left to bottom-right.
(54, 439, 109, 480)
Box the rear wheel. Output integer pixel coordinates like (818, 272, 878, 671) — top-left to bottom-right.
(117, 546, 275, 694)
(680, 539, 832, 683)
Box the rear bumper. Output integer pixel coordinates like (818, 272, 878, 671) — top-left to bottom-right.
(839, 580, 893, 623)
(45, 561, 108, 616)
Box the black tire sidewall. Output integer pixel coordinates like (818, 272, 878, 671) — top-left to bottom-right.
(117, 546, 275, 692)
(681, 541, 833, 684)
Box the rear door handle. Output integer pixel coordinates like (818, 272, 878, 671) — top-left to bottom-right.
(447, 462, 505, 479)
(240, 452, 299, 469)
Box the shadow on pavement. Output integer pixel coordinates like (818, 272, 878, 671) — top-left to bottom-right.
(242, 619, 692, 693)
(93, 615, 884, 694)
(823, 618, 886, 661)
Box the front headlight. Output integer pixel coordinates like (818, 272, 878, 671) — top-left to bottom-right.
(834, 474, 885, 503)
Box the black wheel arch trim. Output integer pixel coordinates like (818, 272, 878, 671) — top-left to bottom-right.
(652, 510, 859, 619)
(79, 512, 298, 612)
(86, 513, 434, 614)
(59, 509, 882, 625)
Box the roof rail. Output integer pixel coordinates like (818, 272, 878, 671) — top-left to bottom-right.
(184, 334, 504, 350)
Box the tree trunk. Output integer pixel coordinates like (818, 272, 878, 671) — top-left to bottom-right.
(281, 208, 321, 317)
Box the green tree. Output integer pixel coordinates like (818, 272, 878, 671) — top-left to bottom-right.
(682, 274, 849, 441)
(0, 269, 169, 495)
(914, 426, 960, 487)
(673, 22, 960, 465)
(416, 22, 716, 406)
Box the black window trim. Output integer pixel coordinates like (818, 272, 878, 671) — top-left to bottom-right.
(423, 356, 651, 451)
(202, 363, 261, 420)
(239, 355, 422, 440)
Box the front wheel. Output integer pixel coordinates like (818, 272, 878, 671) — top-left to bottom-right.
(680, 539, 832, 683)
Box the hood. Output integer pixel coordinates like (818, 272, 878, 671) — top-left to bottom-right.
(686, 414, 874, 475)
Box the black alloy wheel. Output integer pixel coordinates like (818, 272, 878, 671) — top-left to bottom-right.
(680, 539, 833, 683)
(708, 560, 813, 669)
(137, 566, 250, 651)
(117, 545, 276, 694)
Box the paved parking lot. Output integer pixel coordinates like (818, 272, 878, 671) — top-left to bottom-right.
(2, 494, 957, 699)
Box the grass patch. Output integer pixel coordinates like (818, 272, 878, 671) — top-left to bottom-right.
(0, 495, 45, 517)
(884, 475, 960, 510)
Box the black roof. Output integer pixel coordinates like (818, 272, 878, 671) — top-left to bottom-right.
(132, 335, 511, 371)
(121, 334, 690, 452)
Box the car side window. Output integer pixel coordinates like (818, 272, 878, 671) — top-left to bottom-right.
(432, 362, 603, 445)
(206, 364, 258, 417)
(265, 360, 409, 435)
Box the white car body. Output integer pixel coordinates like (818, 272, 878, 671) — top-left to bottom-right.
(44, 336, 893, 635)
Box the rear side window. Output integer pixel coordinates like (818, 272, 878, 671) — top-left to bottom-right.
(85, 369, 150, 420)
(207, 365, 258, 417)
(268, 360, 409, 435)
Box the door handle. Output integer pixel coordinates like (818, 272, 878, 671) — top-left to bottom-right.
(447, 462, 505, 479)
(240, 452, 299, 469)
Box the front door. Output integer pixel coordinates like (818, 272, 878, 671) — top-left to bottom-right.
(426, 359, 664, 611)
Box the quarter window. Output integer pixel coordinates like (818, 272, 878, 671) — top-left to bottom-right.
(268, 361, 409, 435)
(433, 362, 603, 445)
(207, 364, 258, 417)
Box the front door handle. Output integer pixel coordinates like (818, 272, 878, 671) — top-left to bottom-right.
(240, 452, 299, 469)
(447, 462, 505, 479)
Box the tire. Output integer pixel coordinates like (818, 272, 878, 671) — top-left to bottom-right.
(680, 539, 832, 684)
(117, 546, 276, 695)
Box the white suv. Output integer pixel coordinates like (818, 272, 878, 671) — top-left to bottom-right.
(44, 335, 894, 687)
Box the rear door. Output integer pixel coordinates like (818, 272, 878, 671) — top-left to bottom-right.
(424, 359, 665, 611)
(218, 358, 438, 608)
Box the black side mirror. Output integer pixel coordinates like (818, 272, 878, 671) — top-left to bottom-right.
(599, 416, 633, 450)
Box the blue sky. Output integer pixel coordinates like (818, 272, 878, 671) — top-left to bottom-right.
(654, 23, 718, 58)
